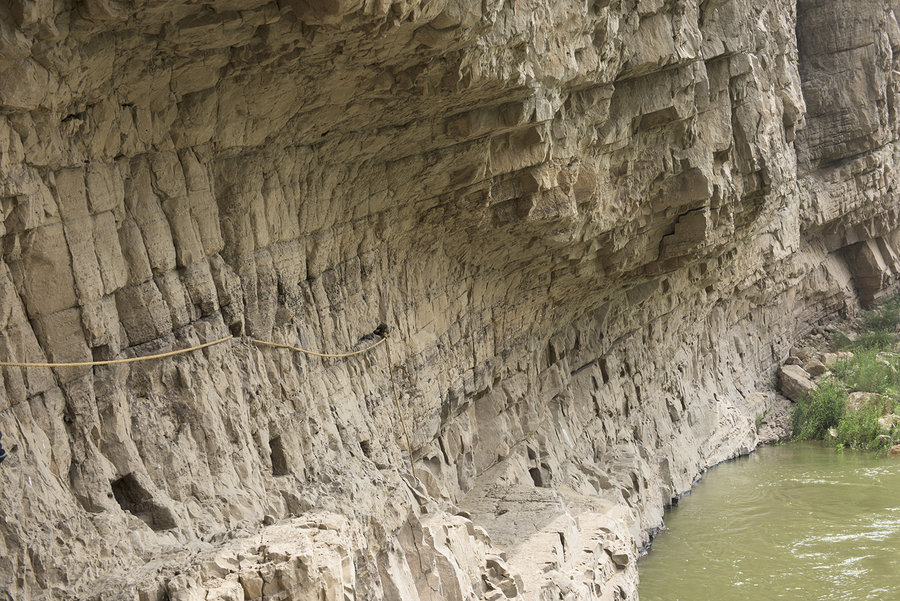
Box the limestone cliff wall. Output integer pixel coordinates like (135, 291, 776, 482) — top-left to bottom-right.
(0, 0, 898, 599)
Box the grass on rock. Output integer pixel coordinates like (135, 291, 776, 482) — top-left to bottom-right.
(792, 379, 846, 441)
(794, 296, 900, 451)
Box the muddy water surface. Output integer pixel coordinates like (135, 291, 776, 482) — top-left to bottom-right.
(638, 443, 900, 600)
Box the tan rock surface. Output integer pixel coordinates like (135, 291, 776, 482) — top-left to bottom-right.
(0, 0, 899, 600)
(779, 365, 817, 402)
(848, 392, 887, 412)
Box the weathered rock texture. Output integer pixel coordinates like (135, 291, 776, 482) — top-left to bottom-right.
(1, 0, 899, 599)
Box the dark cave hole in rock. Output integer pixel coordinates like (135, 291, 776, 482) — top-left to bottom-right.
(91, 344, 112, 362)
(270, 436, 290, 476)
(548, 342, 559, 365)
(599, 357, 610, 384)
(360, 439, 372, 458)
(529, 467, 546, 487)
(110, 473, 176, 531)
(589, 0, 610, 16)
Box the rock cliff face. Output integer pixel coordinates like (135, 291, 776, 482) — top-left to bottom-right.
(1, 0, 899, 599)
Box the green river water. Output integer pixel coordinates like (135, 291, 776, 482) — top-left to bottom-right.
(638, 443, 900, 601)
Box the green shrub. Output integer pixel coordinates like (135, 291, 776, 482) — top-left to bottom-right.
(832, 350, 900, 394)
(851, 330, 895, 352)
(861, 298, 900, 332)
(836, 401, 894, 450)
(796, 295, 900, 452)
(831, 296, 900, 353)
(832, 330, 853, 351)
(792, 379, 847, 440)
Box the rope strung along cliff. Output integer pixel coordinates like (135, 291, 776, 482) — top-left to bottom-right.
(0, 328, 418, 479)
(0, 335, 233, 471)
(0, 335, 234, 368)
(251, 326, 417, 478)
(250, 332, 387, 358)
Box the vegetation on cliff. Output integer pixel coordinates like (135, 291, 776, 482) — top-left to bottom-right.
(792, 297, 900, 450)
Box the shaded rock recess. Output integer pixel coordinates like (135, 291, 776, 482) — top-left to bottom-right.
(1, 0, 900, 599)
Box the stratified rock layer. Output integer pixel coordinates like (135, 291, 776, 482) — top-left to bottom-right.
(0, 0, 899, 599)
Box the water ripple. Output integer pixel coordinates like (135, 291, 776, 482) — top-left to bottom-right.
(639, 443, 900, 601)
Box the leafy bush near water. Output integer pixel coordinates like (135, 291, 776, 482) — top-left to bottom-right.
(835, 402, 892, 451)
(792, 380, 847, 441)
(794, 297, 900, 450)
(792, 374, 898, 450)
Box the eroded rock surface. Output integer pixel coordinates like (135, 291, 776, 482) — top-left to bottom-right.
(779, 364, 816, 402)
(0, 0, 899, 599)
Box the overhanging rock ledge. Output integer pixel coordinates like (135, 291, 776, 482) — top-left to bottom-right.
(0, 0, 899, 599)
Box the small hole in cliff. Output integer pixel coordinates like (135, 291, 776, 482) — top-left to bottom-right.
(91, 345, 112, 362)
(630, 473, 641, 493)
(598, 357, 610, 384)
(590, 0, 610, 15)
(529, 467, 545, 488)
(547, 342, 559, 365)
(270, 437, 290, 476)
(110, 474, 176, 531)
(360, 440, 372, 458)
(229, 322, 243, 337)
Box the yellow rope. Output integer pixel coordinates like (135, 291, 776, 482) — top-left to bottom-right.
(252, 329, 417, 478)
(251, 333, 388, 358)
(0, 326, 418, 479)
(386, 336, 416, 479)
(0, 335, 233, 368)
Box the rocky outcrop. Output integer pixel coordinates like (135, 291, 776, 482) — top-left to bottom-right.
(0, 0, 899, 599)
(779, 364, 816, 401)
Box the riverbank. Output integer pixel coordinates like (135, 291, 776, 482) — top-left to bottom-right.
(782, 297, 900, 452)
(636, 298, 900, 598)
(639, 442, 900, 600)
